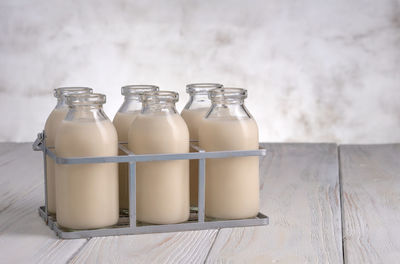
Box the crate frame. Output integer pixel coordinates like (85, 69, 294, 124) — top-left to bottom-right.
(33, 131, 269, 239)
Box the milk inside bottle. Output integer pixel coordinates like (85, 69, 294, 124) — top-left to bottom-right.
(113, 85, 159, 213)
(199, 88, 260, 219)
(55, 93, 119, 229)
(181, 83, 222, 207)
(128, 91, 190, 224)
(44, 87, 93, 215)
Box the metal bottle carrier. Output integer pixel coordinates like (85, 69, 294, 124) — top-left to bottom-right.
(33, 132, 269, 239)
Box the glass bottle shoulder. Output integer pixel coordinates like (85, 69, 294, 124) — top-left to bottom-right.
(128, 112, 189, 154)
(55, 118, 117, 156)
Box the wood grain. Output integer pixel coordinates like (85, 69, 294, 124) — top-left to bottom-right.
(0, 143, 87, 264)
(340, 144, 400, 264)
(0, 143, 218, 264)
(205, 143, 343, 263)
(0, 143, 42, 212)
(71, 230, 218, 264)
(0, 142, 351, 263)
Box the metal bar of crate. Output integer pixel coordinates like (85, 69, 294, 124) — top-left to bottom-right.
(118, 142, 137, 227)
(33, 132, 269, 239)
(33, 132, 50, 221)
(128, 161, 137, 227)
(45, 147, 266, 164)
(37, 206, 268, 239)
(42, 134, 49, 220)
(197, 149, 206, 223)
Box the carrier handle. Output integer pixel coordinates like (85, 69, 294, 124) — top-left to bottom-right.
(32, 132, 45, 151)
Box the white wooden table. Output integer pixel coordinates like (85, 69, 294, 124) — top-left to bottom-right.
(0, 142, 398, 263)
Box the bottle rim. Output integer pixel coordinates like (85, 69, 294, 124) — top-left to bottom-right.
(209, 87, 247, 101)
(121, 85, 159, 96)
(54, 87, 93, 98)
(142, 90, 179, 103)
(66, 93, 106, 106)
(186, 83, 223, 95)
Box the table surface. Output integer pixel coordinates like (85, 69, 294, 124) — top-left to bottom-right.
(0, 142, 399, 263)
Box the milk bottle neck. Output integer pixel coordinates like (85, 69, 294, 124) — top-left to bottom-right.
(118, 85, 159, 113)
(55, 97, 68, 109)
(142, 102, 178, 115)
(53, 87, 93, 110)
(184, 94, 211, 110)
(184, 83, 223, 110)
(65, 93, 109, 122)
(206, 88, 252, 119)
(206, 100, 253, 119)
(141, 91, 179, 115)
(118, 96, 142, 113)
(66, 105, 109, 122)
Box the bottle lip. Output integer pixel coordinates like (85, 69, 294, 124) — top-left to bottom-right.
(209, 87, 247, 101)
(66, 93, 106, 106)
(186, 83, 223, 95)
(121, 85, 159, 96)
(142, 90, 179, 103)
(54, 87, 93, 98)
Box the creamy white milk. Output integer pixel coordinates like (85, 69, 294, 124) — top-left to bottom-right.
(55, 120, 119, 229)
(113, 111, 139, 210)
(44, 108, 68, 214)
(181, 107, 208, 206)
(199, 118, 259, 219)
(181, 108, 208, 140)
(128, 113, 190, 224)
(113, 112, 139, 142)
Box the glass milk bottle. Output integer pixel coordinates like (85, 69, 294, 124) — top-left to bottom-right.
(199, 88, 259, 219)
(44, 87, 93, 215)
(128, 91, 190, 224)
(181, 83, 222, 207)
(113, 85, 159, 213)
(55, 93, 119, 229)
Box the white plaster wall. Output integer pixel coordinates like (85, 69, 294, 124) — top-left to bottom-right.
(0, 0, 399, 143)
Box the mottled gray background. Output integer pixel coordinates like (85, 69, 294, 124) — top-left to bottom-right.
(1, 0, 399, 143)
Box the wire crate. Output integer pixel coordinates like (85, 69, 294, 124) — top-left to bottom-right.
(33, 131, 269, 239)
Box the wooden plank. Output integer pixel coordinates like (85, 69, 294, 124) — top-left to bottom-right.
(11, 135, 219, 264)
(0, 143, 344, 263)
(71, 230, 218, 263)
(205, 143, 343, 263)
(340, 144, 400, 263)
(0, 143, 87, 264)
(0, 143, 43, 212)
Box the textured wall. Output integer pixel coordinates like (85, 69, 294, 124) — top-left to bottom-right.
(1, 0, 399, 143)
